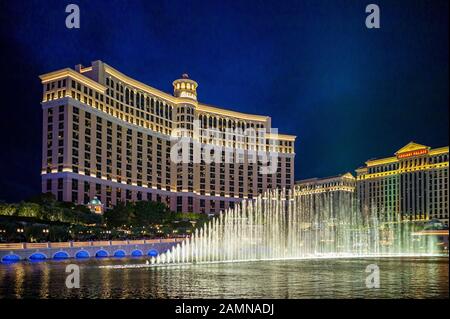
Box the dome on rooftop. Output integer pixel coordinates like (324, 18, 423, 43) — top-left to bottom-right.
(89, 197, 102, 205)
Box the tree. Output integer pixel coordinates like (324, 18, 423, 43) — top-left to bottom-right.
(133, 201, 171, 226)
(0, 203, 17, 216)
(17, 202, 41, 218)
(27, 192, 56, 206)
(103, 202, 133, 228)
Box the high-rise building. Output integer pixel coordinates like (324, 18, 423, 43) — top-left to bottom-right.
(294, 173, 356, 225)
(295, 173, 356, 197)
(39, 61, 296, 214)
(356, 142, 449, 225)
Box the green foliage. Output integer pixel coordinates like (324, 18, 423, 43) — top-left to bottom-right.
(17, 203, 41, 218)
(0, 193, 101, 226)
(103, 202, 132, 227)
(0, 194, 212, 242)
(104, 200, 172, 228)
(0, 203, 17, 216)
(133, 201, 171, 225)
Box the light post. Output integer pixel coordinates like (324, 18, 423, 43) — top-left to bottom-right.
(42, 228, 49, 242)
(16, 228, 24, 241)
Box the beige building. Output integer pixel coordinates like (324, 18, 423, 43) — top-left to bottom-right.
(294, 173, 356, 224)
(295, 173, 356, 196)
(39, 60, 296, 214)
(356, 142, 449, 225)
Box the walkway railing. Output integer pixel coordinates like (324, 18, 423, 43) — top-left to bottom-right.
(0, 238, 183, 250)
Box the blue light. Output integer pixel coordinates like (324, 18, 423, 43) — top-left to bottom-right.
(131, 250, 143, 257)
(1, 254, 20, 264)
(75, 250, 89, 259)
(148, 249, 158, 257)
(113, 250, 126, 257)
(95, 250, 108, 258)
(53, 251, 69, 260)
(29, 253, 47, 261)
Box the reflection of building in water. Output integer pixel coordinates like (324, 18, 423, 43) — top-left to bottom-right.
(39, 60, 295, 214)
(356, 142, 449, 225)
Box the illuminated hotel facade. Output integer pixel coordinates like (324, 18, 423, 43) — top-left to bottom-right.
(294, 173, 356, 222)
(39, 60, 295, 214)
(356, 142, 449, 225)
(295, 173, 356, 197)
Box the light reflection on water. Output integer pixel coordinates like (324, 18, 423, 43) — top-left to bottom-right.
(0, 257, 448, 299)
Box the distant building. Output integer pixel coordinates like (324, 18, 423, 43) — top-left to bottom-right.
(295, 172, 356, 196)
(356, 142, 449, 225)
(294, 173, 356, 225)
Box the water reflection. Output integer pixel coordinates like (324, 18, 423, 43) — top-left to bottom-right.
(0, 257, 448, 299)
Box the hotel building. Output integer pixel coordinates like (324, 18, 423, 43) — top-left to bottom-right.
(294, 173, 356, 224)
(39, 60, 296, 214)
(294, 173, 356, 197)
(356, 142, 449, 225)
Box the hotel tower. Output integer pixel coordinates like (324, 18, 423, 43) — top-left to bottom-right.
(39, 61, 296, 214)
(356, 142, 449, 225)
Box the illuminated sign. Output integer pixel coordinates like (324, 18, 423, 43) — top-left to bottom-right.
(397, 148, 428, 159)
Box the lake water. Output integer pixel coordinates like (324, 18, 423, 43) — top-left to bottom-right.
(0, 257, 448, 298)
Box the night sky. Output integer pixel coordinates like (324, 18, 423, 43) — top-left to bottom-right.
(0, 0, 448, 202)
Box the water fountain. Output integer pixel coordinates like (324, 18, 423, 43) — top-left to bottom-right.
(151, 189, 437, 266)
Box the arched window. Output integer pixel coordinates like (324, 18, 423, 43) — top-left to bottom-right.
(125, 88, 129, 104)
(130, 90, 134, 106)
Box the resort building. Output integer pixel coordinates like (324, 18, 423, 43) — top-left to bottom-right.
(294, 173, 356, 223)
(294, 173, 356, 197)
(356, 142, 449, 225)
(39, 60, 296, 214)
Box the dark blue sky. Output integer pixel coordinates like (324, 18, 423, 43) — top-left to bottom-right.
(0, 0, 448, 202)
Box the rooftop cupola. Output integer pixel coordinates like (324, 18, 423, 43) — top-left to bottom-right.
(173, 74, 198, 101)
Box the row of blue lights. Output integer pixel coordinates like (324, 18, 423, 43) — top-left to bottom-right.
(1, 249, 159, 264)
